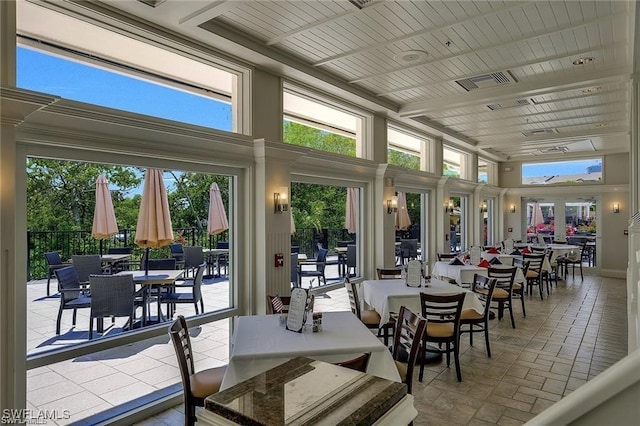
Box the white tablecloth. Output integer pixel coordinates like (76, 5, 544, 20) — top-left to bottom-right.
(221, 311, 400, 390)
(361, 278, 485, 327)
(432, 261, 527, 285)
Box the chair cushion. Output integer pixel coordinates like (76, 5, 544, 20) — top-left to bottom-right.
(526, 271, 538, 278)
(190, 366, 226, 399)
(426, 322, 454, 338)
(361, 309, 382, 326)
(492, 288, 510, 299)
(394, 360, 407, 382)
(512, 283, 522, 290)
(460, 309, 483, 320)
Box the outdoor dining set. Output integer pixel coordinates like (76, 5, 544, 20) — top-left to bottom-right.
(45, 243, 222, 339)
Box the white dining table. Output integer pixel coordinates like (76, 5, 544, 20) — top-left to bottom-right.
(361, 278, 485, 327)
(221, 311, 400, 390)
(432, 261, 527, 286)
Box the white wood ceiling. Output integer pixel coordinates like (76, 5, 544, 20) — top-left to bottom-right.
(48, 0, 639, 161)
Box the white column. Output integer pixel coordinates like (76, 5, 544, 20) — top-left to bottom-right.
(0, 0, 22, 412)
(631, 77, 640, 213)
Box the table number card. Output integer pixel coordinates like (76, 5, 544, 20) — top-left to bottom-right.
(286, 287, 310, 332)
(406, 260, 423, 287)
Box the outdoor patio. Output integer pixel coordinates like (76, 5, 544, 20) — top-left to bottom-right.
(25, 261, 350, 425)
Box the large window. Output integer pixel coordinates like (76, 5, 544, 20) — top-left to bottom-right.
(522, 158, 602, 185)
(283, 90, 362, 157)
(443, 146, 468, 179)
(26, 158, 234, 422)
(387, 126, 431, 171)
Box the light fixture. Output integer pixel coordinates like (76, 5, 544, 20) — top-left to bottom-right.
(572, 57, 594, 66)
(509, 204, 516, 213)
(386, 195, 398, 214)
(274, 187, 289, 213)
(613, 203, 620, 213)
(480, 202, 488, 213)
(444, 199, 454, 214)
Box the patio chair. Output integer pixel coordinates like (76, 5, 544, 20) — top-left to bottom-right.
(162, 262, 206, 316)
(71, 255, 108, 287)
(290, 252, 299, 288)
(88, 274, 135, 339)
(376, 267, 402, 280)
(557, 242, 587, 280)
(488, 265, 518, 328)
(54, 266, 91, 335)
(214, 241, 229, 276)
(169, 315, 226, 426)
(183, 246, 204, 277)
(391, 306, 426, 394)
(169, 243, 185, 269)
(345, 244, 356, 277)
(44, 251, 72, 296)
(298, 247, 327, 287)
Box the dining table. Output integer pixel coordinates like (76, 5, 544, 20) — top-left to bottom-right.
(100, 253, 131, 273)
(202, 248, 229, 277)
(361, 277, 485, 327)
(221, 311, 400, 391)
(116, 269, 183, 326)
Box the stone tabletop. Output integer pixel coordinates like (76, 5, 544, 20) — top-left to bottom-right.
(204, 356, 407, 425)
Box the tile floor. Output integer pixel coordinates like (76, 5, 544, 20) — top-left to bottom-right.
(137, 272, 628, 426)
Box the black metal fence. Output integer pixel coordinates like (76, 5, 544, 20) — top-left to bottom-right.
(27, 227, 354, 280)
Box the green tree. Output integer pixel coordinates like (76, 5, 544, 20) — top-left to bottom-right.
(388, 149, 420, 170)
(283, 120, 356, 156)
(27, 158, 141, 230)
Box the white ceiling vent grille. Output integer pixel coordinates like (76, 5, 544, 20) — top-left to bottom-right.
(348, 0, 373, 9)
(487, 98, 530, 110)
(522, 128, 558, 137)
(538, 146, 569, 154)
(137, 0, 167, 7)
(455, 71, 517, 92)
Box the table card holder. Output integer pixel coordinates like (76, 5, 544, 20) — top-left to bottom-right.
(406, 260, 423, 287)
(469, 246, 482, 265)
(286, 287, 313, 333)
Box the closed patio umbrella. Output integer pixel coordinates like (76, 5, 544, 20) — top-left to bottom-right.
(395, 192, 411, 230)
(92, 174, 118, 255)
(345, 187, 357, 234)
(135, 168, 173, 275)
(207, 182, 229, 236)
(530, 202, 544, 227)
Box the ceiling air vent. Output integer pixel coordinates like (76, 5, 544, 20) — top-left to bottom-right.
(522, 128, 558, 137)
(137, 0, 167, 7)
(455, 70, 517, 92)
(348, 0, 373, 9)
(538, 146, 569, 154)
(487, 98, 530, 110)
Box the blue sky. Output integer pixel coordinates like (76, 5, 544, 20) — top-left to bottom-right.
(522, 159, 601, 178)
(16, 47, 232, 131)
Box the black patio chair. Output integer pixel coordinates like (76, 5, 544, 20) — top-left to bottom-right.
(45, 251, 72, 296)
(298, 248, 327, 287)
(53, 266, 91, 335)
(88, 274, 135, 339)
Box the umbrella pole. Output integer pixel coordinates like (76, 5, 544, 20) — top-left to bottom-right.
(145, 247, 150, 276)
(99, 240, 103, 256)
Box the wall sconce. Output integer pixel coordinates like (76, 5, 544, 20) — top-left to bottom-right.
(386, 196, 398, 214)
(509, 204, 516, 213)
(274, 187, 289, 213)
(444, 199, 454, 214)
(480, 202, 488, 213)
(613, 202, 620, 213)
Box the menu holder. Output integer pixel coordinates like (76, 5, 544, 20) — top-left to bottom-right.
(286, 287, 313, 333)
(405, 260, 423, 287)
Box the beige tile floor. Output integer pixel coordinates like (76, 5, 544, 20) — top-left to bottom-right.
(138, 272, 628, 426)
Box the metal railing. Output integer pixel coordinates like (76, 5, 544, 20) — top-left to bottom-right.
(27, 227, 353, 280)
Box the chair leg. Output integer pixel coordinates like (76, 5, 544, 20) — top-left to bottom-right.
(483, 321, 491, 357)
(538, 279, 544, 300)
(56, 306, 63, 335)
(453, 339, 462, 382)
(72, 308, 77, 326)
(89, 317, 93, 340)
(508, 303, 516, 328)
(519, 293, 526, 317)
(468, 324, 474, 346)
(47, 275, 52, 297)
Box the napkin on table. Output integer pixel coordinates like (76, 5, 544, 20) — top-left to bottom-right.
(477, 259, 491, 268)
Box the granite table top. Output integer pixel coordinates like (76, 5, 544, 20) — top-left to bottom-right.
(204, 356, 407, 426)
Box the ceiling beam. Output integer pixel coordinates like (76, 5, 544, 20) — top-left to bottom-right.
(474, 126, 629, 147)
(177, 1, 238, 26)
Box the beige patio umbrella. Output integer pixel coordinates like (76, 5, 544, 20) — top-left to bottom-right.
(395, 192, 412, 230)
(345, 187, 357, 234)
(135, 168, 173, 274)
(207, 182, 229, 236)
(530, 202, 544, 227)
(92, 174, 118, 254)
